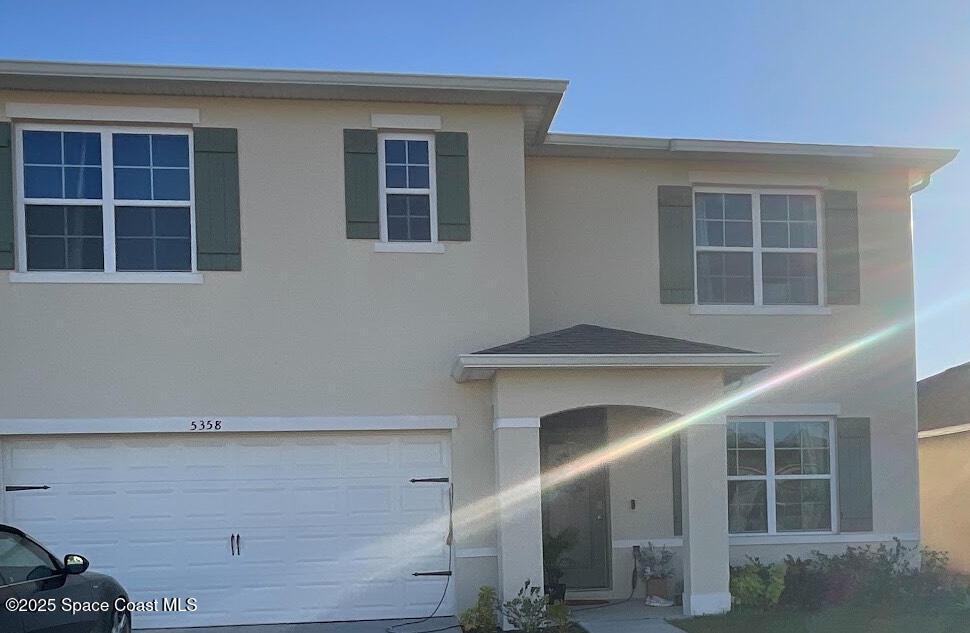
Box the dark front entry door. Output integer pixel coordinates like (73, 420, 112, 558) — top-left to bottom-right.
(540, 408, 611, 590)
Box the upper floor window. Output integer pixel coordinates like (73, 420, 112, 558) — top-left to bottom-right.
(727, 419, 835, 535)
(695, 190, 821, 306)
(378, 134, 437, 243)
(17, 124, 194, 273)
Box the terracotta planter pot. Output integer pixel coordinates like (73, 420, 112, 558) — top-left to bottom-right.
(645, 577, 671, 599)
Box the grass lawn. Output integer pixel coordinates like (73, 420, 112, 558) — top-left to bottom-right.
(670, 606, 969, 633)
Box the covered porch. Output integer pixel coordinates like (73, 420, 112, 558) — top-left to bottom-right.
(453, 325, 775, 621)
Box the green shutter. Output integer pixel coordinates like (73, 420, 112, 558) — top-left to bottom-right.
(671, 433, 683, 536)
(824, 190, 861, 305)
(194, 128, 241, 270)
(658, 185, 694, 304)
(0, 123, 13, 270)
(435, 132, 470, 241)
(837, 417, 873, 532)
(344, 129, 379, 239)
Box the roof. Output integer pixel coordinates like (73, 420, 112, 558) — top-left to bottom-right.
(918, 361, 970, 437)
(0, 60, 567, 146)
(453, 324, 776, 382)
(532, 133, 958, 174)
(0, 60, 958, 175)
(476, 324, 755, 355)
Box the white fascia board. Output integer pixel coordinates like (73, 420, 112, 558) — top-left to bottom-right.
(0, 60, 568, 99)
(4, 102, 200, 124)
(452, 353, 778, 382)
(918, 423, 970, 439)
(0, 415, 458, 435)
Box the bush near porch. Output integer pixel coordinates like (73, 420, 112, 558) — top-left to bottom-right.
(673, 539, 970, 633)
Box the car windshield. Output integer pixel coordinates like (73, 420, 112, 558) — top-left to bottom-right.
(0, 532, 59, 585)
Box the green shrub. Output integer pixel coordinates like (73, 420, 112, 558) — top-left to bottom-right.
(459, 586, 498, 633)
(546, 602, 572, 633)
(502, 580, 550, 633)
(729, 558, 786, 610)
(779, 539, 970, 612)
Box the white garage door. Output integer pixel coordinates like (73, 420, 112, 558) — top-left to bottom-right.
(1, 432, 454, 629)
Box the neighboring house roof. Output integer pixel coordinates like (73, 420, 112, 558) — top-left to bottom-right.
(918, 361, 970, 438)
(0, 60, 958, 175)
(453, 324, 776, 382)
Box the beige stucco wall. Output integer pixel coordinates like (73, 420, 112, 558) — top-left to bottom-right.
(525, 156, 922, 590)
(0, 88, 925, 611)
(0, 90, 535, 609)
(919, 433, 970, 573)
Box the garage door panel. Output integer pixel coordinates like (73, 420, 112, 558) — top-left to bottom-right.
(2, 431, 453, 628)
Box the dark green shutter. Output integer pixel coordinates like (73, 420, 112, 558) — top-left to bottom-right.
(435, 132, 470, 241)
(0, 122, 13, 270)
(671, 433, 683, 536)
(658, 186, 694, 304)
(194, 128, 241, 270)
(837, 417, 873, 532)
(824, 190, 861, 305)
(344, 129, 379, 239)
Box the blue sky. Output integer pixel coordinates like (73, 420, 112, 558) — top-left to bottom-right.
(2, 0, 967, 378)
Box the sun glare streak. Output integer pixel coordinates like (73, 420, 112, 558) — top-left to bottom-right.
(331, 291, 970, 600)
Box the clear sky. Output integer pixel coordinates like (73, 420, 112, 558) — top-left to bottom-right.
(2, 0, 967, 378)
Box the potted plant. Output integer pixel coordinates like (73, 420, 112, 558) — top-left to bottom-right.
(637, 542, 675, 606)
(543, 528, 577, 603)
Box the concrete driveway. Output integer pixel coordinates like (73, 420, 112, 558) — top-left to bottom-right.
(142, 616, 460, 633)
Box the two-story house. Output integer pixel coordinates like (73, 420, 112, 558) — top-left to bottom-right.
(0, 60, 956, 629)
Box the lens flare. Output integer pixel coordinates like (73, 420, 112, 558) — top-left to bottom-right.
(330, 293, 970, 605)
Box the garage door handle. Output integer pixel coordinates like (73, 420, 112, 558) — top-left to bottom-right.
(5, 485, 50, 492)
(237, 534, 241, 556)
(230, 534, 238, 556)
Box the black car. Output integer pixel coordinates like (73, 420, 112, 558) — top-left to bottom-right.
(0, 524, 130, 633)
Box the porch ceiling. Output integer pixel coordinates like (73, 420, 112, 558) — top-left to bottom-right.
(453, 324, 776, 382)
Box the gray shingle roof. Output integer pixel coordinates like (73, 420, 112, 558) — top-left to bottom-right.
(918, 360, 970, 432)
(474, 324, 757, 356)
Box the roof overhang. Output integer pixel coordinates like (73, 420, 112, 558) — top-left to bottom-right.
(531, 133, 958, 175)
(0, 60, 956, 175)
(0, 60, 567, 146)
(918, 422, 970, 439)
(452, 352, 778, 382)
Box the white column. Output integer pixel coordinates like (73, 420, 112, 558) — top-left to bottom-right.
(493, 417, 544, 629)
(680, 420, 731, 615)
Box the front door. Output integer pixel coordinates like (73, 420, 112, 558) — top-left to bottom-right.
(540, 408, 611, 590)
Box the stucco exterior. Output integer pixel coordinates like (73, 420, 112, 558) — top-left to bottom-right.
(0, 64, 949, 624)
(919, 432, 970, 573)
(526, 156, 922, 547)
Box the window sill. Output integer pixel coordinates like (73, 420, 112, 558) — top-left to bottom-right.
(8, 272, 204, 284)
(729, 532, 918, 546)
(689, 304, 832, 316)
(373, 242, 446, 254)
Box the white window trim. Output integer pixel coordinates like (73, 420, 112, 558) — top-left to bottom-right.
(12, 122, 197, 283)
(370, 114, 442, 130)
(727, 416, 839, 537)
(377, 132, 438, 245)
(4, 103, 200, 125)
(693, 187, 826, 309)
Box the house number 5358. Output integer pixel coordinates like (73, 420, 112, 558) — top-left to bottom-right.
(190, 420, 223, 431)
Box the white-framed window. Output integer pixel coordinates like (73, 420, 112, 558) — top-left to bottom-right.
(694, 188, 823, 306)
(14, 123, 195, 274)
(378, 133, 437, 243)
(727, 418, 837, 535)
